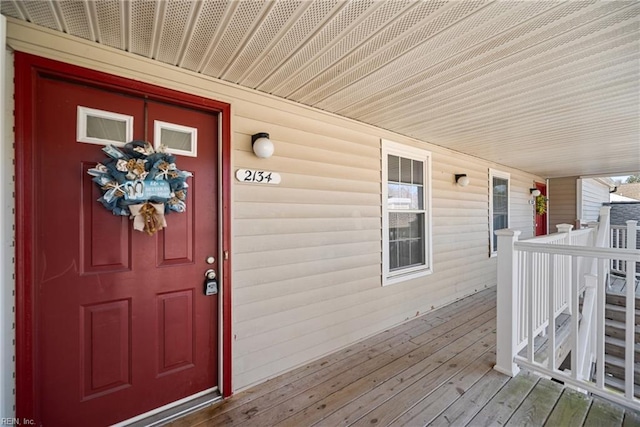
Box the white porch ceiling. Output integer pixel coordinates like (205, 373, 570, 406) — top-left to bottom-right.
(2, 0, 639, 178)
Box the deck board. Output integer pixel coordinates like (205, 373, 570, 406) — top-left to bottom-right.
(348, 320, 496, 427)
(387, 349, 496, 426)
(429, 368, 510, 426)
(623, 409, 640, 427)
(166, 287, 639, 427)
(583, 398, 625, 427)
(467, 370, 539, 426)
(545, 388, 592, 426)
(276, 302, 497, 426)
(171, 290, 495, 427)
(204, 292, 496, 427)
(505, 377, 564, 427)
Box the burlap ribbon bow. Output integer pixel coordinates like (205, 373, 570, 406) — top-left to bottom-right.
(129, 202, 167, 235)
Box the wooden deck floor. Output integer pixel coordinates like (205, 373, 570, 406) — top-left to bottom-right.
(167, 288, 640, 427)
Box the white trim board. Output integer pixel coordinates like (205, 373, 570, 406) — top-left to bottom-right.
(1, 14, 17, 419)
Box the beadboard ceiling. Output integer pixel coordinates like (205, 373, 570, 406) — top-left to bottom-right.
(2, 0, 639, 178)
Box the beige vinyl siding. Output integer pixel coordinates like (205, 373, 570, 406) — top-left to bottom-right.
(232, 111, 384, 386)
(6, 20, 544, 392)
(510, 174, 537, 239)
(579, 178, 610, 223)
(549, 177, 578, 232)
(233, 117, 539, 387)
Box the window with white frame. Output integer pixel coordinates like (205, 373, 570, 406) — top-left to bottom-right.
(77, 106, 133, 146)
(489, 169, 510, 255)
(382, 140, 432, 286)
(154, 120, 198, 157)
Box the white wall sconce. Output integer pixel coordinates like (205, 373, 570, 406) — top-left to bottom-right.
(455, 174, 470, 187)
(251, 132, 274, 158)
(530, 188, 542, 197)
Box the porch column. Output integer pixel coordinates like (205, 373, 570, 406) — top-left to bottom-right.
(494, 229, 521, 377)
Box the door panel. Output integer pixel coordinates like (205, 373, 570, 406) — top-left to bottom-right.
(157, 290, 195, 376)
(80, 300, 132, 400)
(34, 75, 218, 426)
(81, 163, 132, 273)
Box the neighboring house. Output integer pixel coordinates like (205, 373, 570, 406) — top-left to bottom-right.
(611, 193, 639, 202)
(615, 183, 640, 201)
(548, 177, 614, 231)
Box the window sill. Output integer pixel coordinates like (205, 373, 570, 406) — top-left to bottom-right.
(383, 267, 433, 286)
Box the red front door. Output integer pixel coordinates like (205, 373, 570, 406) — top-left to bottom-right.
(30, 71, 219, 425)
(535, 182, 548, 236)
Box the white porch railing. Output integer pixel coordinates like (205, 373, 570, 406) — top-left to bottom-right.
(612, 224, 640, 278)
(495, 206, 640, 410)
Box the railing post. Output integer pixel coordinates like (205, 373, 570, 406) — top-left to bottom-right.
(557, 223, 574, 240)
(586, 222, 598, 247)
(557, 224, 573, 312)
(596, 206, 611, 249)
(625, 220, 637, 399)
(494, 229, 521, 377)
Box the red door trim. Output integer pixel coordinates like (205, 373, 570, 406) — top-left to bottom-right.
(14, 52, 233, 420)
(535, 181, 548, 236)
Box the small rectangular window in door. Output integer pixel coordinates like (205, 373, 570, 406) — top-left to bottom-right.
(154, 120, 198, 157)
(77, 106, 133, 146)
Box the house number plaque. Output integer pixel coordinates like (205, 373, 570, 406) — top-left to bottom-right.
(236, 169, 281, 185)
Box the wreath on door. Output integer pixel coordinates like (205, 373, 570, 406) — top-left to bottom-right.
(87, 141, 191, 235)
(535, 195, 548, 215)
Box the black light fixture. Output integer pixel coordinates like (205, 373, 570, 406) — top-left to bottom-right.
(530, 188, 541, 197)
(455, 174, 469, 187)
(251, 132, 274, 158)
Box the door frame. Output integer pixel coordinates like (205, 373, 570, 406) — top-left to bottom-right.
(534, 181, 548, 236)
(13, 52, 233, 420)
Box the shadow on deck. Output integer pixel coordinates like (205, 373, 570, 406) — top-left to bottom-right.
(167, 288, 640, 427)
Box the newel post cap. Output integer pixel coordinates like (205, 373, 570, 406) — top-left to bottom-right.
(557, 224, 574, 233)
(495, 229, 521, 237)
